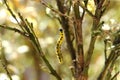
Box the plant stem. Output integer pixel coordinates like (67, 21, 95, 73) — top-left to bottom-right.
(73, 1, 84, 78)
(56, 0, 76, 69)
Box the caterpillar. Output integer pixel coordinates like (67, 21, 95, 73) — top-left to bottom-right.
(56, 29, 64, 63)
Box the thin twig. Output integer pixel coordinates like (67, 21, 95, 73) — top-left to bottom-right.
(0, 47, 12, 80)
(79, 1, 95, 18)
(111, 71, 120, 80)
(97, 45, 120, 80)
(41, 0, 71, 18)
(104, 39, 108, 61)
(0, 60, 12, 80)
(0, 25, 29, 38)
(81, 0, 88, 19)
(3, 0, 23, 30)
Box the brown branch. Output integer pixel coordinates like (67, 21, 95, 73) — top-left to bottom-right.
(73, 1, 84, 79)
(56, 0, 76, 75)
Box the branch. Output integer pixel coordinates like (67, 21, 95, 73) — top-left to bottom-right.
(79, 1, 95, 18)
(81, 0, 88, 19)
(41, 0, 71, 18)
(0, 25, 29, 38)
(0, 24, 62, 80)
(97, 44, 120, 80)
(104, 39, 108, 61)
(111, 71, 120, 80)
(2, 0, 62, 79)
(84, 0, 110, 77)
(56, 0, 76, 70)
(73, 0, 84, 78)
(0, 49, 12, 80)
(3, 0, 23, 29)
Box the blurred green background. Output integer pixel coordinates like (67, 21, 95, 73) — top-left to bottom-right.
(0, 0, 120, 80)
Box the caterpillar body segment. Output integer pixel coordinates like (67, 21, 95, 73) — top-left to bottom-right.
(56, 29, 64, 63)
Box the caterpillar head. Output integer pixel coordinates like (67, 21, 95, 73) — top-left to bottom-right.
(59, 29, 63, 32)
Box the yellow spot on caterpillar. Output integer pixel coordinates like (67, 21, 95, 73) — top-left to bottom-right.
(56, 29, 64, 63)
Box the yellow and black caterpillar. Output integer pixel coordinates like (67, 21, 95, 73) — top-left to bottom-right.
(56, 29, 64, 63)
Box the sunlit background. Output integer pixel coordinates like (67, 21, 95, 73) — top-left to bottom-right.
(0, 0, 120, 80)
